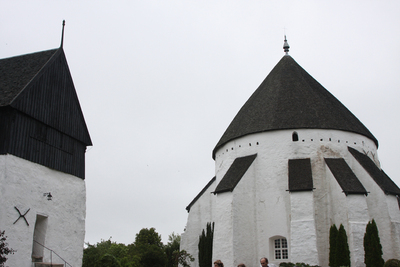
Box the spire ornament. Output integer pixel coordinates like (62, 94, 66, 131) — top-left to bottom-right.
(60, 20, 65, 48)
(283, 35, 290, 55)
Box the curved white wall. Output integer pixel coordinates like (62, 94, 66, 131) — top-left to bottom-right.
(214, 129, 378, 266)
(182, 128, 400, 267)
(0, 154, 86, 267)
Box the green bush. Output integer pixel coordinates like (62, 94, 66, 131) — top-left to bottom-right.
(336, 224, 350, 267)
(328, 224, 350, 267)
(0, 230, 15, 266)
(383, 259, 400, 267)
(198, 222, 214, 267)
(364, 219, 384, 267)
(329, 224, 338, 267)
(279, 262, 319, 267)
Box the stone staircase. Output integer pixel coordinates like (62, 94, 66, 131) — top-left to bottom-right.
(32, 255, 64, 267)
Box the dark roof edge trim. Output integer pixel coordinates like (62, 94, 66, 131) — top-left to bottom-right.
(288, 188, 314, 193)
(342, 191, 369, 196)
(212, 188, 232, 195)
(185, 177, 216, 212)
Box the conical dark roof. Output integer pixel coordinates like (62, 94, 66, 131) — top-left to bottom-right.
(213, 55, 377, 159)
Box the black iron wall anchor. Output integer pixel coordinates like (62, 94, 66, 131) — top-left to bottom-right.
(13, 206, 30, 226)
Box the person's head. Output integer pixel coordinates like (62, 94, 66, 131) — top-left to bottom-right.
(260, 257, 269, 267)
(237, 264, 246, 267)
(214, 260, 224, 267)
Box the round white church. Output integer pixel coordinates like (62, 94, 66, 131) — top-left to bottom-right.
(180, 39, 400, 267)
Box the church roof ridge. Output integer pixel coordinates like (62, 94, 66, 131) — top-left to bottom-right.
(212, 55, 377, 159)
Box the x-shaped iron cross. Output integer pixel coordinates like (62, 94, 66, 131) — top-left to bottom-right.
(13, 206, 30, 226)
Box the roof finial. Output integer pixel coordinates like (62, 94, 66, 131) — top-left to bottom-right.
(283, 35, 290, 55)
(60, 20, 65, 48)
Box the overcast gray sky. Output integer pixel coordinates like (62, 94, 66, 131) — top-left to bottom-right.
(1, 1, 399, 245)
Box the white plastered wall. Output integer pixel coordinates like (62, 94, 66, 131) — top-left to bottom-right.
(347, 149, 400, 262)
(0, 154, 86, 267)
(182, 128, 400, 267)
(214, 129, 378, 266)
(290, 191, 318, 265)
(180, 179, 216, 267)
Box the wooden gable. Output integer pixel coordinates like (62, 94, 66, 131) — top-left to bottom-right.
(0, 48, 91, 178)
(8, 48, 91, 146)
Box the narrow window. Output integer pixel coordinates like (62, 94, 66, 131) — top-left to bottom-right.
(274, 238, 288, 260)
(292, 132, 299, 142)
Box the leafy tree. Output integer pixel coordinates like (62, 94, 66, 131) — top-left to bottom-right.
(98, 253, 121, 267)
(336, 224, 350, 267)
(165, 233, 180, 267)
(172, 249, 194, 267)
(135, 228, 163, 249)
(0, 230, 15, 266)
(139, 245, 166, 267)
(134, 228, 166, 267)
(364, 219, 384, 267)
(198, 222, 214, 267)
(329, 224, 338, 267)
(82, 228, 193, 267)
(164, 232, 194, 267)
(83, 238, 139, 267)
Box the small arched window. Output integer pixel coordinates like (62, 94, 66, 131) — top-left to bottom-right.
(269, 236, 289, 261)
(292, 132, 299, 142)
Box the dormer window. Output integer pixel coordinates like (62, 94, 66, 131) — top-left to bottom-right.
(292, 132, 299, 142)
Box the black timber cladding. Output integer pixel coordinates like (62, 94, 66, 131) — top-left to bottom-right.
(186, 177, 216, 212)
(4, 49, 92, 145)
(288, 158, 313, 192)
(214, 154, 257, 194)
(0, 108, 86, 178)
(348, 146, 400, 196)
(213, 55, 377, 158)
(325, 158, 367, 195)
(0, 48, 91, 179)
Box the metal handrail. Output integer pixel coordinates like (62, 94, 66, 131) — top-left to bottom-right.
(32, 240, 72, 267)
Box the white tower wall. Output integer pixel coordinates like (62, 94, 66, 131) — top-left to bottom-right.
(0, 154, 86, 267)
